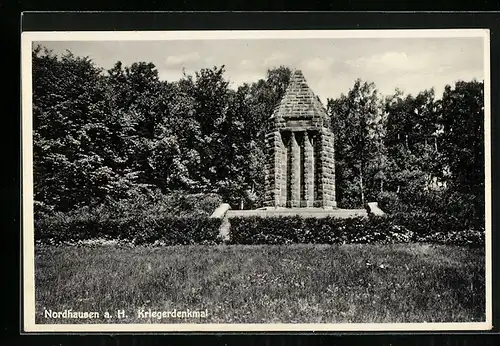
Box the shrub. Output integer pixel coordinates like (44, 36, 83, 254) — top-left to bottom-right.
(172, 192, 223, 216)
(389, 212, 484, 247)
(230, 216, 401, 245)
(35, 214, 223, 246)
(377, 191, 402, 214)
(101, 191, 222, 219)
(380, 188, 484, 225)
(229, 213, 484, 246)
(34, 190, 225, 246)
(35, 191, 223, 223)
(123, 216, 223, 245)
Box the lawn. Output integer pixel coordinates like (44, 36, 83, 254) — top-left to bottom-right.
(34, 243, 485, 324)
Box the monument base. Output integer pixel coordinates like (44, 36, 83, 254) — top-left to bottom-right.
(211, 202, 385, 242)
(226, 207, 367, 219)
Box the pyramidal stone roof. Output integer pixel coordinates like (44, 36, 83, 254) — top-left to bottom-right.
(271, 69, 329, 121)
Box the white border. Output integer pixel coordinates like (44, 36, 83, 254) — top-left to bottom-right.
(21, 29, 492, 333)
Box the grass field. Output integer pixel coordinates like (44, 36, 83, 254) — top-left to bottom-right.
(34, 243, 485, 324)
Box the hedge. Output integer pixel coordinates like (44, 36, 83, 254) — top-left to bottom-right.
(35, 215, 223, 246)
(35, 211, 484, 247)
(228, 212, 484, 247)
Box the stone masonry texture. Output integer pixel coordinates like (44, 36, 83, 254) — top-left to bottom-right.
(303, 132, 315, 207)
(290, 132, 301, 207)
(264, 69, 337, 208)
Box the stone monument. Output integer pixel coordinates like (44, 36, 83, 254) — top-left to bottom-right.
(218, 69, 370, 222)
(264, 69, 337, 209)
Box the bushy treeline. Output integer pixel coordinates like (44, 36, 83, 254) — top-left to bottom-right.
(33, 46, 290, 215)
(33, 46, 485, 226)
(328, 80, 484, 225)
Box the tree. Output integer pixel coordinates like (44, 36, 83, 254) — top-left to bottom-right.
(105, 61, 172, 191)
(438, 80, 485, 220)
(33, 46, 127, 212)
(439, 80, 484, 191)
(33, 45, 485, 222)
(241, 66, 292, 207)
(384, 88, 443, 195)
(172, 66, 232, 192)
(327, 79, 386, 208)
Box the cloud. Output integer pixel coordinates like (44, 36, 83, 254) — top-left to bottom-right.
(164, 51, 201, 67)
(300, 57, 335, 71)
(346, 51, 432, 73)
(239, 59, 258, 70)
(226, 71, 266, 88)
(264, 52, 287, 66)
(437, 66, 452, 73)
(158, 68, 185, 82)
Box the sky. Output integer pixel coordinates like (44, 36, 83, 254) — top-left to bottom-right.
(35, 37, 485, 104)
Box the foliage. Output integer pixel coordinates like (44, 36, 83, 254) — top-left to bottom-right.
(35, 213, 223, 246)
(438, 80, 485, 220)
(33, 46, 292, 214)
(99, 190, 222, 219)
(383, 89, 443, 193)
(34, 189, 223, 245)
(327, 77, 484, 227)
(227, 66, 291, 208)
(33, 46, 128, 212)
(32, 45, 485, 234)
(229, 214, 484, 247)
(327, 79, 387, 208)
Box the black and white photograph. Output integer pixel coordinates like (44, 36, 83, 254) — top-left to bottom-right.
(21, 29, 492, 332)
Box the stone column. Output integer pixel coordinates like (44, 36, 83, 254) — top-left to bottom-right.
(264, 131, 274, 207)
(290, 132, 301, 207)
(274, 132, 285, 207)
(264, 130, 286, 207)
(319, 128, 337, 208)
(303, 132, 315, 207)
(279, 136, 288, 207)
(314, 132, 323, 207)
